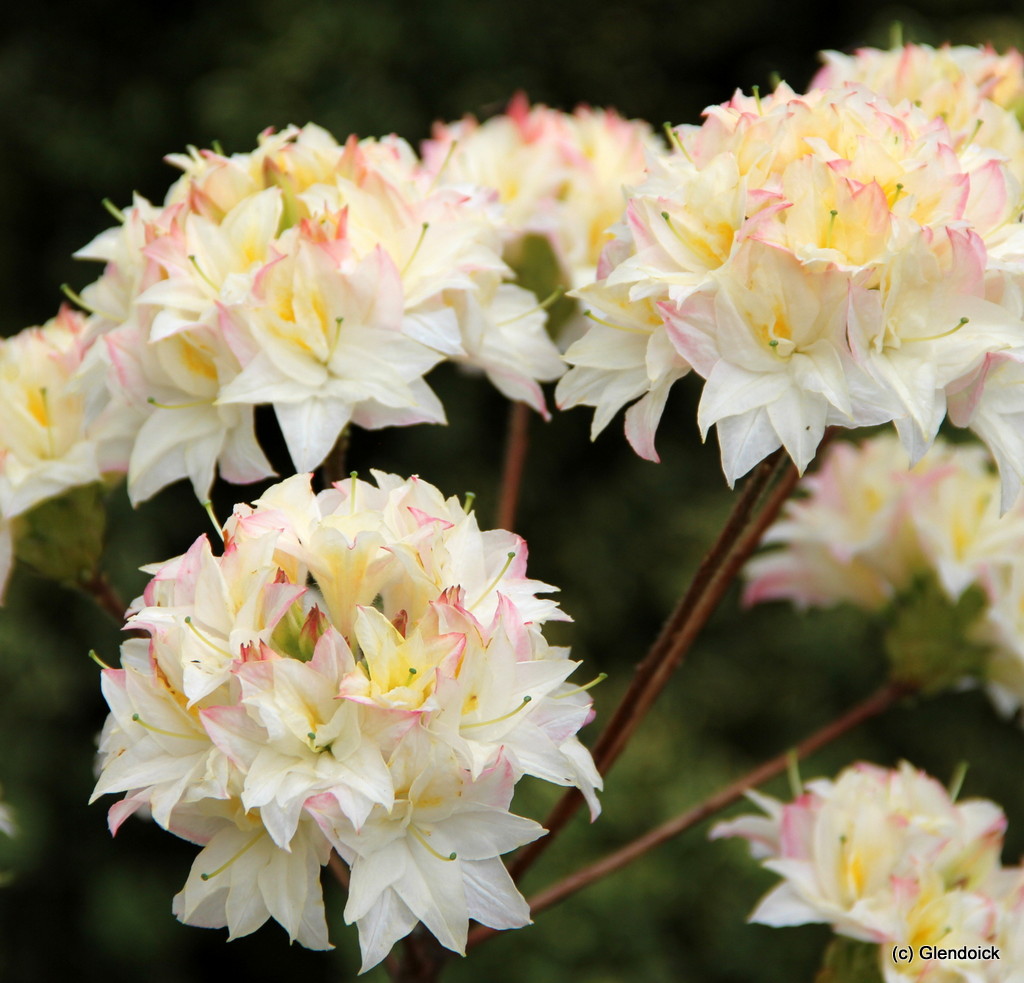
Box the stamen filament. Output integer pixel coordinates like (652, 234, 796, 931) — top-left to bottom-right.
(948, 761, 969, 802)
(88, 649, 112, 670)
(752, 85, 763, 115)
(891, 182, 905, 207)
(463, 491, 476, 513)
(102, 198, 126, 223)
(60, 283, 121, 324)
(910, 317, 970, 343)
(582, 309, 649, 336)
(409, 824, 457, 861)
(350, 471, 359, 513)
(553, 673, 608, 699)
(131, 713, 205, 741)
(401, 222, 430, 276)
(188, 254, 219, 291)
(463, 695, 532, 729)
(786, 748, 802, 800)
(469, 551, 516, 609)
(200, 833, 262, 880)
(201, 500, 225, 542)
(495, 287, 564, 327)
(662, 122, 693, 163)
(183, 616, 236, 660)
(147, 396, 215, 410)
(825, 209, 838, 249)
(427, 139, 459, 191)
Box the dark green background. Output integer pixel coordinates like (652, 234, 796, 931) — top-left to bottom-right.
(3, 1, 1024, 980)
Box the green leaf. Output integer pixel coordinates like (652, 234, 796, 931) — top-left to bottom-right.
(11, 482, 107, 587)
(883, 574, 990, 695)
(816, 938, 884, 983)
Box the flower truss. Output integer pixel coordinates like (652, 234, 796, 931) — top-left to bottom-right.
(811, 42, 1024, 176)
(712, 760, 1018, 982)
(91, 471, 601, 971)
(557, 68, 1024, 493)
(422, 94, 660, 294)
(0, 307, 129, 601)
(743, 433, 1024, 716)
(73, 123, 570, 504)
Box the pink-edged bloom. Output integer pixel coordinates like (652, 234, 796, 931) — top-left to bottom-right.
(744, 433, 1024, 713)
(559, 80, 1024, 491)
(712, 761, 1010, 980)
(93, 471, 599, 963)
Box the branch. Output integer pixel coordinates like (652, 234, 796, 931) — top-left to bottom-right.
(391, 927, 448, 983)
(327, 851, 350, 890)
(470, 680, 911, 948)
(511, 448, 798, 881)
(319, 427, 350, 488)
(78, 572, 128, 623)
(496, 401, 531, 532)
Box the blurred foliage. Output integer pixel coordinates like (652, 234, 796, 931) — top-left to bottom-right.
(4, 0, 1024, 981)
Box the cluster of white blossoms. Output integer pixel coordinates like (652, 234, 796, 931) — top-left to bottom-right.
(812, 43, 1024, 175)
(91, 471, 601, 970)
(422, 95, 659, 293)
(557, 52, 1024, 494)
(64, 105, 661, 509)
(0, 307, 129, 601)
(74, 123, 571, 503)
(743, 434, 1024, 713)
(712, 761, 1020, 982)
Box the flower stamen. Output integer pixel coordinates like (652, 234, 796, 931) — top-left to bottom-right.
(131, 713, 205, 741)
(553, 673, 608, 698)
(495, 287, 564, 327)
(401, 222, 430, 276)
(582, 309, 648, 336)
(183, 616, 236, 659)
(469, 551, 516, 609)
(200, 834, 262, 880)
(409, 824, 457, 861)
(463, 695, 532, 728)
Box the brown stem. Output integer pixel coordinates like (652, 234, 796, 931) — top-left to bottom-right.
(511, 449, 796, 882)
(469, 681, 911, 949)
(390, 927, 448, 983)
(78, 572, 128, 623)
(496, 401, 531, 532)
(319, 427, 350, 488)
(327, 851, 350, 890)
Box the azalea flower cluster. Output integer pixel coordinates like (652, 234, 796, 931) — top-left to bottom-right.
(91, 471, 601, 970)
(74, 123, 570, 504)
(558, 65, 1024, 492)
(743, 434, 1024, 712)
(712, 761, 1021, 982)
(812, 43, 1024, 175)
(422, 95, 659, 293)
(66, 104, 656, 509)
(0, 307, 128, 601)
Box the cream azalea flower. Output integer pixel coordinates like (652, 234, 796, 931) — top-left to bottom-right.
(744, 434, 1024, 712)
(92, 471, 600, 967)
(0, 308, 123, 520)
(712, 761, 1011, 982)
(811, 43, 1024, 180)
(423, 96, 659, 291)
(0, 307, 131, 600)
(558, 81, 1024, 489)
(73, 123, 568, 502)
